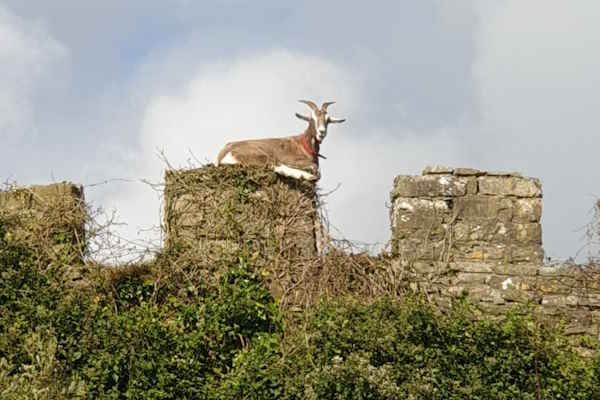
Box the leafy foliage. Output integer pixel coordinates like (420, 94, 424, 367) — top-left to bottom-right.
(216, 298, 600, 399)
(1, 216, 599, 399)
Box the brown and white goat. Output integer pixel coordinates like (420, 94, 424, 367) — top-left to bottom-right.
(216, 100, 345, 180)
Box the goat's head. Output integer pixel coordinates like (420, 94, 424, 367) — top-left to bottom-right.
(295, 100, 346, 143)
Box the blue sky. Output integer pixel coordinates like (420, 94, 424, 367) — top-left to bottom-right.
(1, 1, 599, 261)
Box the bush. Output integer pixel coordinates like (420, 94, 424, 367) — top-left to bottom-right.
(1, 216, 599, 399)
(218, 298, 600, 399)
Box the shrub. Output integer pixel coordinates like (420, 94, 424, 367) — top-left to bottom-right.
(218, 298, 600, 399)
(1, 215, 599, 399)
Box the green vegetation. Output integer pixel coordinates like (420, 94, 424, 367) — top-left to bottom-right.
(1, 214, 600, 399)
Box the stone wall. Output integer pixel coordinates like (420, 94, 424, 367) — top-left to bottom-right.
(0, 182, 86, 264)
(391, 166, 543, 265)
(163, 165, 318, 264)
(2, 168, 598, 343)
(398, 260, 600, 342)
(391, 166, 600, 344)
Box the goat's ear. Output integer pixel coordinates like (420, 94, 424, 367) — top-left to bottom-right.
(295, 113, 311, 122)
(328, 117, 346, 124)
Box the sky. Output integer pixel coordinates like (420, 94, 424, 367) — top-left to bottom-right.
(1, 1, 599, 262)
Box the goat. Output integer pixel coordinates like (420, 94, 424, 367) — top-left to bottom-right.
(216, 100, 345, 180)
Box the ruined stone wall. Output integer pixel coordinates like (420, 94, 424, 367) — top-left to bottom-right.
(391, 166, 543, 265)
(391, 167, 600, 343)
(163, 165, 318, 263)
(397, 260, 600, 342)
(0, 182, 86, 264)
(2, 168, 599, 342)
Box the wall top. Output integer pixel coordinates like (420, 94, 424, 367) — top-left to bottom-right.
(422, 165, 524, 178)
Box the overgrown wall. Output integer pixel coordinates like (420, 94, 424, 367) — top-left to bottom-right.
(0, 182, 86, 266)
(391, 166, 599, 343)
(163, 165, 323, 304)
(163, 165, 318, 259)
(2, 168, 599, 343)
(391, 166, 543, 264)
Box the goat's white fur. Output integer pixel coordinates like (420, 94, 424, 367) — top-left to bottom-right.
(274, 164, 317, 180)
(219, 152, 238, 165)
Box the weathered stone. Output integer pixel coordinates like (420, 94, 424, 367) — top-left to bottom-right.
(448, 262, 494, 274)
(422, 165, 454, 175)
(478, 176, 542, 197)
(468, 286, 506, 305)
(453, 196, 513, 221)
(575, 294, 600, 308)
(509, 245, 544, 263)
(453, 168, 484, 176)
(487, 275, 521, 290)
(541, 295, 580, 307)
(454, 244, 507, 262)
(513, 223, 542, 244)
(410, 262, 441, 274)
(395, 239, 446, 262)
(392, 175, 467, 198)
(452, 221, 496, 242)
(565, 323, 598, 336)
(501, 288, 534, 303)
(453, 272, 490, 285)
(491, 263, 539, 277)
(451, 221, 539, 244)
(514, 198, 542, 222)
(487, 171, 523, 177)
(391, 197, 449, 230)
(462, 177, 478, 195)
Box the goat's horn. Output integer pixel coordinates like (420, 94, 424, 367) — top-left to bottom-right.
(299, 99, 318, 112)
(328, 117, 346, 124)
(295, 112, 311, 122)
(321, 101, 335, 111)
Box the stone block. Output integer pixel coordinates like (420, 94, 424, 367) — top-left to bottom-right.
(509, 245, 544, 263)
(422, 165, 454, 175)
(491, 263, 539, 277)
(463, 177, 478, 195)
(541, 295, 580, 307)
(514, 198, 542, 222)
(394, 239, 446, 262)
(453, 272, 490, 285)
(392, 175, 467, 198)
(513, 223, 542, 244)
(487, 171, 523, 177)
(453, 196, 514, 221)
(446, 220, 541, 246)
(391, 197, 450, 230)
(466, 286, 506, 304)
(452, 244, 508, 262)
(478, 176, 542, 197)
(453, 167, 484, 176)
(448, 262, 493, 273)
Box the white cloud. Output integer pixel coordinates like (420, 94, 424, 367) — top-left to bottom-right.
(0, 5, 68, 143)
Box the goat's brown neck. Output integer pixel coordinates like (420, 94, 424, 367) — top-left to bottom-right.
(301, 122, 320, 164)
